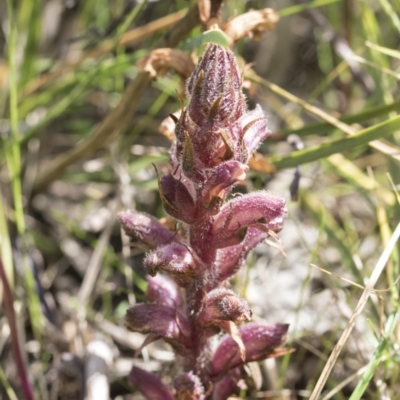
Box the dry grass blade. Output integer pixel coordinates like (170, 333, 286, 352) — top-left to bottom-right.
(320, 365, 368, 400)
(85, 339, 113, 400)
(309, 222, 400, 400)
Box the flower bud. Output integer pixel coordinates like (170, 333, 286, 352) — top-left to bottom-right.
(200, 161, 248, 204)
(186, 44, 246, 126)
(144, 243, 204, 283)
(198, 289, 252, 327)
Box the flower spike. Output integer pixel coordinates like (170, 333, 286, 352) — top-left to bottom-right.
(119, 42, 288, 398)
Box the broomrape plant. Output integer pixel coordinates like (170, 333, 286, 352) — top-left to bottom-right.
(119, 43, 289, 400)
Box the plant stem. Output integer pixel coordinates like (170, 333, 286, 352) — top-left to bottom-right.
(0, 256, 33, 400)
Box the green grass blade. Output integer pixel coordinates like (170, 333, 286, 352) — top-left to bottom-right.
(0, 195, 14, 287)
(269, 114, 400, 170)
(349, 311, 400, 400)
(277, 100, 400, 138)
(5, 0, 45, 346)
(279, 0, 341, 17)
(377, 0, 400, 33)
(18, 0, 41, 86)
(0, 363, 18, 400)
(5, 0, 25, 234)
(366, 41, 400, 60)
(116, 0, 148, 39)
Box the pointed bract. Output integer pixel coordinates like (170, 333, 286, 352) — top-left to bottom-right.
(241, 104, 270, 157)
(159, 173, 197, 223)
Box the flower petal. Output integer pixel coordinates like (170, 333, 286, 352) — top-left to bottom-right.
(125, 303, 191, 351)
(211, 368, 241, 400)
(212, 191, 287, 248)
(118, 210, 176, 249)
(147, 274, 183, 309)
(211, 323, 289, 377)
(129, 366, 174, 400)
(216, 227, 270, 280)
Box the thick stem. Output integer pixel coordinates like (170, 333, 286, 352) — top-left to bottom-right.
(185, 277, 217, 383)
(189, 219, 216, 266)
(184, 219, 218, 379)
